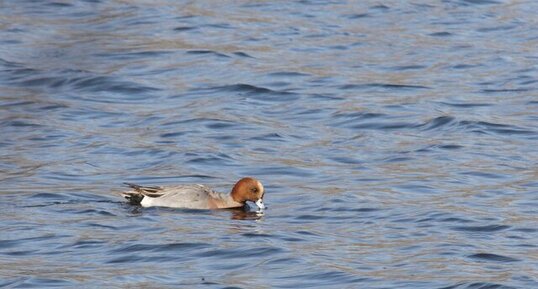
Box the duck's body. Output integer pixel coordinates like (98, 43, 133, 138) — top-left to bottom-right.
(121, 177, 265, 210)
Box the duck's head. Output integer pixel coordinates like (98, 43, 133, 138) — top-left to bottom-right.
(231, 177, 265, 210)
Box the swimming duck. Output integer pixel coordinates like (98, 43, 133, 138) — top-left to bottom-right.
(121, 177, 265, 210)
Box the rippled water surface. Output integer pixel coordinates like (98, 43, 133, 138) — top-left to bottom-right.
(1, 1, 538, 288)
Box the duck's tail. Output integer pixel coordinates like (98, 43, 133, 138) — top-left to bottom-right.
(121, 183, 145, 205)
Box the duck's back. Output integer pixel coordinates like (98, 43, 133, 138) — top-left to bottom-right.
(139, 184, 227, 209)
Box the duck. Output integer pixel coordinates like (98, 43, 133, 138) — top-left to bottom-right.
(120, 177, 265, 210)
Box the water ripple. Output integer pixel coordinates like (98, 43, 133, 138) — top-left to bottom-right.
(451, 225, 510, 232)
(468, 253, 520, 263)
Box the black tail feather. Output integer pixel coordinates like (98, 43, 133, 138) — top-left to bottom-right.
(121, 191, 144, 205)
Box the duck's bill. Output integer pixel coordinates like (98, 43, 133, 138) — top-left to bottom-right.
(255, 199, 265, 210)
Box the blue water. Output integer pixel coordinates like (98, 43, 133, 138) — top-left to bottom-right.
(1, 1, 538, 288)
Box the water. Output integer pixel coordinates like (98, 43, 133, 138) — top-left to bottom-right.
(1, 0, 537, 288)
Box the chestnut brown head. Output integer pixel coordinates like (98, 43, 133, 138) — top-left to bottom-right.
(230, 177, 265, 210)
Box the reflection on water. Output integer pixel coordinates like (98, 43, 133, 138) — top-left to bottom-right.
(1, 0, 538, 288)
(229, 208, 265, 221)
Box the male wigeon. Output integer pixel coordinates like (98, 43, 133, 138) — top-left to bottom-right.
(121, 177, 265, 210)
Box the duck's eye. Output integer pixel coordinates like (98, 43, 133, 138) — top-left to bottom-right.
(251, 187, 259, 193)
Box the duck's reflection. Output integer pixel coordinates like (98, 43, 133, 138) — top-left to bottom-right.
(228, 207, 265, 220)
(123, 203, 265, 220)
